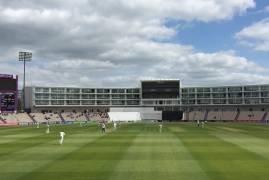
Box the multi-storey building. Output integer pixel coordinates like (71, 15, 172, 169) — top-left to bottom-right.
(25, 80, 269, 113)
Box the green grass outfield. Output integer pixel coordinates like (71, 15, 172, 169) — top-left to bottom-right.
(1, 122, 269, 180)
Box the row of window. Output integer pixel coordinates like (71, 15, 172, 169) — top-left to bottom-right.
(37, 93, 269, 100)
(35, 98, 269, 105)
(182, 85, 269, 93)
(35, 88, 140, 94)
(181, 98, 269, 104)
(35, 85, 269, 94)
(181, 92, 269, 98)
(35, 94, 140, 100)
(35, 100, 140, 105)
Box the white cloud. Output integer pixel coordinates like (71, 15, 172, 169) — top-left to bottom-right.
(236, 18, 269, 51)
(89, 0, 255, 22)
(0, 0, 267, 88)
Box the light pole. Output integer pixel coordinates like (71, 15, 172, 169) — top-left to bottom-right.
(19, 52, 32, 111)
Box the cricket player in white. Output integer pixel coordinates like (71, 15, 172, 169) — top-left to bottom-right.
(159, 124, 163, 133)
(101, 123, 106, 133)
(201, 121, 205, 128)
(46, 124, 50, 134)
(113, 121, 117, 130)
(59, 131, 65, 145)
(37, 122, 40, 128)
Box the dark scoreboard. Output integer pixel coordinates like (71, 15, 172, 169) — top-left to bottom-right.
(1, 94, 15, 111)
(0, 74, 18, 112)
(141, 80, 180, 99)
(0, 78, 17, 90)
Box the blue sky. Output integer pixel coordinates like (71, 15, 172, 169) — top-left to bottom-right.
(166, 0, 269, 68)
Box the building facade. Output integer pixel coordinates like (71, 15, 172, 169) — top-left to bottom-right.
(25, 80, 269, 112)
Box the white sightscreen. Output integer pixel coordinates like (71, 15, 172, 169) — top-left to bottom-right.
(108, 112, 141, 122)
(140, 112, 162, 120)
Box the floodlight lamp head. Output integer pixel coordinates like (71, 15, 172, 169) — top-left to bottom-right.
(19, 52, 32, 61)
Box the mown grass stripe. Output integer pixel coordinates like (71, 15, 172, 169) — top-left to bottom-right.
(177, 123, 269, 180)
(213, 130, 269, 159)
(17, 124, 139, 180)
(0, 125, 103, 180)
(109, 125, 208, 180)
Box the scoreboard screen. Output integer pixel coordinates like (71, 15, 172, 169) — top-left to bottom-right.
(0, 75, 18, 112)
(1, 94, 15, 111)
(0, 79, 17, 91)
(142, 80, 180, 99)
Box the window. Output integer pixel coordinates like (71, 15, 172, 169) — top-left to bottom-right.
(228, 87, 242, 92)
(244, 92, 259, 98)
(81, 89, 95, 93)
(51, 100, 64, 105)
(228, 99, 243, 104)
(213, 99, 226, 104)
(188, 88, 196, 93)
(181, 89, 188, 93)
(126, 94, 139, 99)
(228, 93, 242, 98)
(127, 100, 140, 105)
(51, 94, 65, 99)
(97, 100, 110, 105)
(66, 94, 80, 99)
(111, 89, 125, 93)
(197, 99, 210, 104)
(261, 92, 269, 97)
(112, 94, 125, 99)
(212, 87, 226, 92)
(97, 89, 110, 93)
(35, 100, 49, 105)
(126, 88, 140, 93)
(112, 100, 125, 105)
(97, 95, 110, 99)
(197, 88, 210, 93)
(81, 100, 95, 105)
(262, 98, 269, 103)
(66, 88, 80, 93)
(245, 98, 259, 104)
(261, 86, 269, 91)
(66, 100, 80, 105)
(35, 93, 50, 99)
(197, 93, 210, 98)
(212, 93, 226, 98)
(244, 86, 259, 92)
(35, 87, 49, 93)
(82, 94, 95, 99)
(51, 88, 65, 93)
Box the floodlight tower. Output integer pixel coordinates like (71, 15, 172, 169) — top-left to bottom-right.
(19, 52, 32, 111)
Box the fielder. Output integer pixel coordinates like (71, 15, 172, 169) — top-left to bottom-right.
(113, 121, 117, 130)
(101, 122, 106, 133)
(201, 121, 205, 128)
(197, 120, 200, 127)
(46, 124, 50, 134)
(159, 124, 163, 133)
(59, 131, 66, 145)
